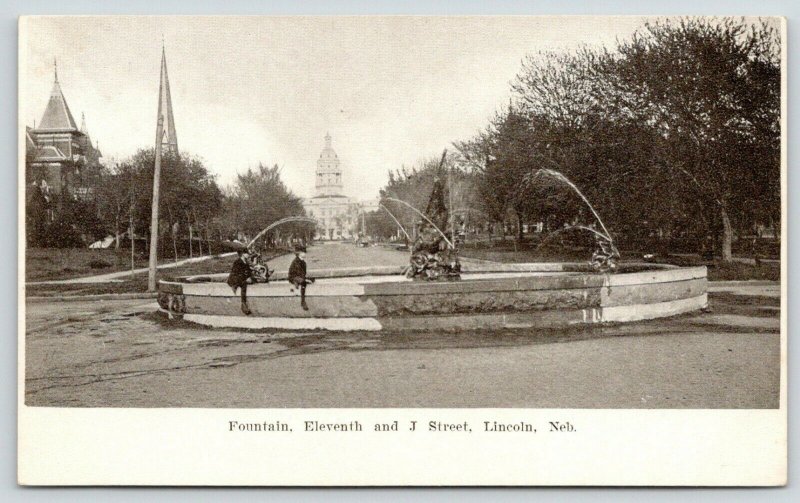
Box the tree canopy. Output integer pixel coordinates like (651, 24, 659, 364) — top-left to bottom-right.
(441, 17, 781, 259)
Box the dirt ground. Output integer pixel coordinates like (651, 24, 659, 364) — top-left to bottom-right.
(24, 286, 780, 409)
(24, 242, 781, 408)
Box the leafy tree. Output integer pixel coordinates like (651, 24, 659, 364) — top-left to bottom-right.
(362, 210, 401, 240)
(220, 163, 309, 246)
(104, 149, 224, 257)
(465, 18, 780, 260)
(596, 18, 781, 260)
(380, 157, 445, 239)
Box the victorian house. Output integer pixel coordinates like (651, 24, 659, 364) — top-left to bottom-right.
(26, 62, 103, 206)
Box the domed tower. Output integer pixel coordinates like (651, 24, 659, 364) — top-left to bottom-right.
(315, 132, 343, 197)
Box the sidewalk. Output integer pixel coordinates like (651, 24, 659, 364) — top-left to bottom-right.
(707, 280, 780, 298)
(27, 252, 236, 286)
(669, 253, 779, 265)
(26, 292, 158, 303)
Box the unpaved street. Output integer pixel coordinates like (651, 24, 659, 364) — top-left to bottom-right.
(24, 243, 780, 408)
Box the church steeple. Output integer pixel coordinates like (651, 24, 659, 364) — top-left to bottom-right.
(80, 112, 88, 134)
(156, 43, 178, 153)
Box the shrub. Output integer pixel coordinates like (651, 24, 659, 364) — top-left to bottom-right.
(41, 218, 84, 248)
(88, 259, 112, 269)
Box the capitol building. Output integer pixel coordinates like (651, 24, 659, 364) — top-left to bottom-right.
(303, 133, 377, 240)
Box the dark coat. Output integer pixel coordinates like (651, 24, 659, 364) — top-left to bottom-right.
(227, 257, 252, 289)
(288, 256, 307, 284)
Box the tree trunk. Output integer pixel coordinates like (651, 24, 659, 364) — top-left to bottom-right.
(129, 182, 135, 269)
(172, 226, 178, 265)
(205, 223, 210, 255)
(115, 204, 121, 250)
(197, 222, 203, 256)
(129, 218, 135, 272)
(188, 221, 193, 258)
(516, 211, 524, 243)
(720, 205, 733, 262)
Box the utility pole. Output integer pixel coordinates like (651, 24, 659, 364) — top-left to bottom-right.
(147, 116, 164, 292)
(129, 165, 135, 272)
(442, 149, 453, 236)
(447, 160, 453, 236)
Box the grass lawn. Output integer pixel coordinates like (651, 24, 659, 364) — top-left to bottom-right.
(26, 246, 260, 282)
(659, 254, 780, 281)
(26, 251, 289, 298)
(461, 244, 779, 282)
(26, 247, 152, 282)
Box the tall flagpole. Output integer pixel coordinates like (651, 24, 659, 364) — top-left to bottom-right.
(148, 115, 164, 292)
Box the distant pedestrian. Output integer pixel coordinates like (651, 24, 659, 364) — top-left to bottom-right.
(752, 236, 761, 266)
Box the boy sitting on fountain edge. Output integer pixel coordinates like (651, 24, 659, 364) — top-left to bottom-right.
(227, 247, 253, 315)
(288, 245, 314, 311)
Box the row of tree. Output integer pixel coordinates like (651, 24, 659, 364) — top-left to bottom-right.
(377, 18, 780, 261)
(26, 149, 308, 255)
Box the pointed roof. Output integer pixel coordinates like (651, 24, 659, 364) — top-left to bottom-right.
(156, 45, 178, 153)
(37, 60, 79, 131)
(80, 112, 88, 134)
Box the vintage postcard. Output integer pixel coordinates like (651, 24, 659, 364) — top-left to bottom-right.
(18, 15, 786, 486)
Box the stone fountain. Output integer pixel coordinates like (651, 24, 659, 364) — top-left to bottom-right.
(157, 171, 707, 331)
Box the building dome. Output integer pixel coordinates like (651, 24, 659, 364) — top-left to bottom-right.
(315, 132, 343, 197)
(318, 132, 338, 163)
(304, 133, 355, 241)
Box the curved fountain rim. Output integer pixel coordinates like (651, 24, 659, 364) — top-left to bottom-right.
(161, 261, 685, 285)
(156, 262, 708, 331)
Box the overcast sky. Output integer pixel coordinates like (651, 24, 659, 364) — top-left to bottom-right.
(20, 16, 652, 199)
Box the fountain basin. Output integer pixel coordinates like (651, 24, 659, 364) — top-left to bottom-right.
(157, 262, 707, 331)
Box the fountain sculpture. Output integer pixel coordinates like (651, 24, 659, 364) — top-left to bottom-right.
(386, 151, 463, 281)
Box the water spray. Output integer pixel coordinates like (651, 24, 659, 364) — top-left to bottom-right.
(248, 216, 320, 249)
(526, 168, 620, 270)
(383, 197, 454, 249)
(527, 169, 614, 243)
(378, 203, 412, 242)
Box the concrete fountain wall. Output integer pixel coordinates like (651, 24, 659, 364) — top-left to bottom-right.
(157, 262, 707, 331)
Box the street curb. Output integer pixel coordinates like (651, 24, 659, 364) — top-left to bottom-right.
(25, 292, 158, 303)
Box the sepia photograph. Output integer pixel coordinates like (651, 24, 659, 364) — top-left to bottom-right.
(17, 14, 786, 486)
